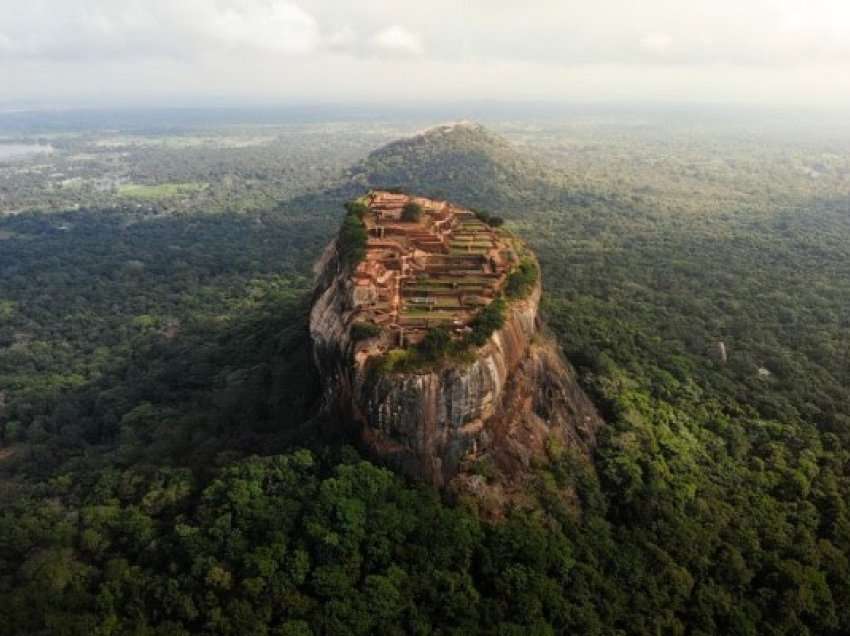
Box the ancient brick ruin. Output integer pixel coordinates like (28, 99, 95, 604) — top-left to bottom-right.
(350, 190, 518, 347)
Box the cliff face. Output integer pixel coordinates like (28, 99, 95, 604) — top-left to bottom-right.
(310, 242, 602, 490)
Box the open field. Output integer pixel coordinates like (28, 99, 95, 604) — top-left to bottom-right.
(118, 182, 208, 200)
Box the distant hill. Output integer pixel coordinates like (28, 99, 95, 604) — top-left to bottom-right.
(283, 121, 555, 231)
(344, 122, 552, 209)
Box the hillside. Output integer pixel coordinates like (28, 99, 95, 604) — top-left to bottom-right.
(345, 122, 553, 209)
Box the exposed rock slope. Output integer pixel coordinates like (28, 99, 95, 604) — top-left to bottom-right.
(310, 231, 602, 491)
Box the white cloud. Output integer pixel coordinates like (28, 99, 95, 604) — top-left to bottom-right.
(370, 25, 424, 56)
(0, 0, 322, 59)
(200, 1, 320, 54)
(327, 26, 357, 51)
(640, 33, 673, 55)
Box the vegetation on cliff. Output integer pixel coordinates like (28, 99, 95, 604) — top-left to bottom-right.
(471, 208, 505, 227)
(350, 321, 382, 342)
(337, 200, 368, 267)
(368, 296, 509, 375)
(504, 257, 538, 300)
(467, 297, 507, 346)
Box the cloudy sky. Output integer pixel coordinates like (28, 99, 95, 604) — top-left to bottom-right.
(1, 0, 849, 108)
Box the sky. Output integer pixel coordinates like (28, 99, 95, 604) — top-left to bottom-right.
(1, 0, 850, 109)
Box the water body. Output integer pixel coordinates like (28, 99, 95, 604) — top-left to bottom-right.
(0, 143, 53, 160)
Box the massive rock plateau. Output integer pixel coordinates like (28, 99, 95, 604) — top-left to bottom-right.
(310, 199, 602, 494)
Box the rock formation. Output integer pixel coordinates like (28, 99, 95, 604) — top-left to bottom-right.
(310, 191, 602, 494)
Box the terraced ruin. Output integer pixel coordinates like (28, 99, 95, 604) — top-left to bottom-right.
(349, 190, 519, 347)
(311, 188, 596, 489)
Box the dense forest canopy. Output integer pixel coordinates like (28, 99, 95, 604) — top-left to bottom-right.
(0, 112, 849, 635)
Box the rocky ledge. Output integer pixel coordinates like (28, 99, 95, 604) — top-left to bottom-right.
(309, 213, 602, 494)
